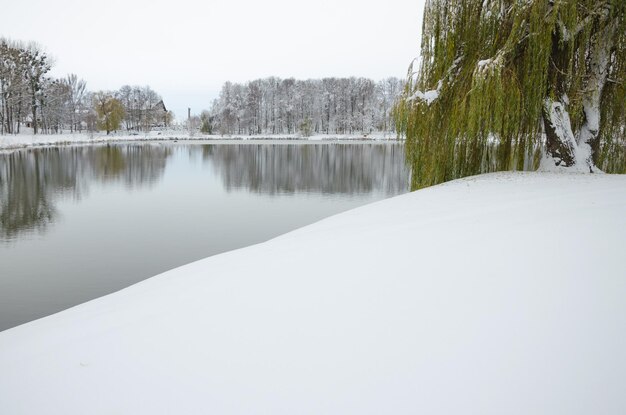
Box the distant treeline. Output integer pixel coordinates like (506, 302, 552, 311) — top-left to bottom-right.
(0, 38, 172, 135)
(203, 77, 404, 136)
(2, 38, 404, 136)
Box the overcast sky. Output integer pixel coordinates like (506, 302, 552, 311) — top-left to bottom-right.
(3, 0, 424, 120)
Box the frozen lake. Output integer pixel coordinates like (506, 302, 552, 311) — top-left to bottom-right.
(0, 141, 409, 331)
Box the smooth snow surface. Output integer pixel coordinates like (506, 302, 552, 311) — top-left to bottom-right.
(1, 172, 625, 415)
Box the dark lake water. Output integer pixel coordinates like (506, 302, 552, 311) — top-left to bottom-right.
(0, 141, 409, 331)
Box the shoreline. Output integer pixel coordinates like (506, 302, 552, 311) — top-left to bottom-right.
(0, 132, 403, 152)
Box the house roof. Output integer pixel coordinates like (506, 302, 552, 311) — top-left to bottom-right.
(153, 100, 167, 112)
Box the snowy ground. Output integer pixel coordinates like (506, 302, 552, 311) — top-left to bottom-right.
(0, 130, 400, 151)
(1, 172, 625, 414)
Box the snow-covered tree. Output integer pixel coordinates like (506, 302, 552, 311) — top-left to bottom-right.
(116, 85, 164, 132)
(64, 74, 87, 133)
(21, 44, 51, 135)
(395, 0, 626, 189)
(208, 77, 403, 136)
(0, 39, 51, 135)
(199, 110, 213, 134)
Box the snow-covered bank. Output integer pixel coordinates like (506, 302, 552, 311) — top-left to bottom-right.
(0, 131, 400, 151)
(1, 172, 625, 414)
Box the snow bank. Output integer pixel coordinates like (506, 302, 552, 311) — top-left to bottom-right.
(1, 172, 625, 415)
(0, 131, 400, 151)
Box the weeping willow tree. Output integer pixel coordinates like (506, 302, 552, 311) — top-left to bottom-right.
(395, 0, 626, 189)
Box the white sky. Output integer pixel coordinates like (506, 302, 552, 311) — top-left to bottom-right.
(2, 0, 424, 120)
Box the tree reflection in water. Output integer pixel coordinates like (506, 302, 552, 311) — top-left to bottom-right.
(203, 143, 409, 195)
(0, 144, 171, 239)
(0, 142, 408, 240)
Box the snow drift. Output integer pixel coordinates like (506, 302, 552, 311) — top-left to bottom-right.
(1, 172, 625, 414)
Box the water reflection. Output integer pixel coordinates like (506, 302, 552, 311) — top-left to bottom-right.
(99, 145, 171, 188)
(0, 141, 410, 331)
(0, 143, 407, 240)
(0, 144, 171, 239)
(204, 143, 409, 195)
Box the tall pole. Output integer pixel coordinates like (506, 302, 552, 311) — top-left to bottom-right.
(188, 107, 191, 136)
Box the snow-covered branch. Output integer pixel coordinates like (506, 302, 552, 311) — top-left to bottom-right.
(407, 80, 442, 105)
(407, 56, 462, 106)
(474, 50, 505, 77)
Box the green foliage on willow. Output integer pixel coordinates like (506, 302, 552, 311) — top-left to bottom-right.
(94, 92, 125, 135)
(395, 0, 626, 189)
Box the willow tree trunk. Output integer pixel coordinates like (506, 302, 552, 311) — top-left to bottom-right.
(542, 16, 615, 172)
(543, 99, 578, 167)
(542, 27, 579, 169)
(578, 22, 616, 169)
